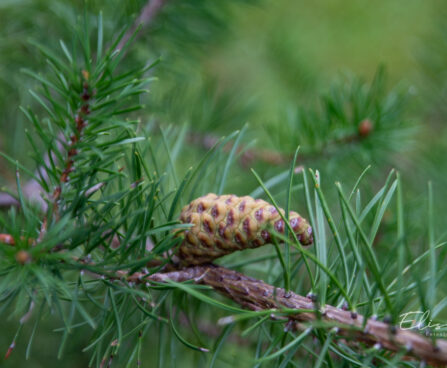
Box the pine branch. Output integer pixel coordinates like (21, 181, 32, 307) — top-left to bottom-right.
(187, 120, 373, 168)
(138, 264, 447, 366)
(2, 230, 445, 365)
(0, 1, 169, 212)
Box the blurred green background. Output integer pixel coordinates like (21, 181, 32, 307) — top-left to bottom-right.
(1, 0, 447, 366)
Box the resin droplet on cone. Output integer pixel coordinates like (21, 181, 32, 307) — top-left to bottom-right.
(178, 193, 313, 265)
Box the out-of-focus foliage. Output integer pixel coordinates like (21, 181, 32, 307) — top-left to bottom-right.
(265, 67, 414, 162)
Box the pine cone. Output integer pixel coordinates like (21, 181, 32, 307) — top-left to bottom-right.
(177, 193, 313, 265)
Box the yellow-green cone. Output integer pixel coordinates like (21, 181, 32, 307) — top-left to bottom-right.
(178, 193, 313, 265)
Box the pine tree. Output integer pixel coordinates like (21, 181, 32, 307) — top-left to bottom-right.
(0, 1, 447, 367)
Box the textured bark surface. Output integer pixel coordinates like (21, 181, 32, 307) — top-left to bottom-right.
(137, 265, 447, 366)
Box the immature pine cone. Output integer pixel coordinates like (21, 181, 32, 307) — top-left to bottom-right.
(178, 193, 313, 265)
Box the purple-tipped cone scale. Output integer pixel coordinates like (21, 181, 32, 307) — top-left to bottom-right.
(177, 193, 313, 265)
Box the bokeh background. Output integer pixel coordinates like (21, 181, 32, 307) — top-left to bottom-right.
(1, 0, 447, 366)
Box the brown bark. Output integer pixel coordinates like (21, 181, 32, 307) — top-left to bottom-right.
(137, 265, 447, 366)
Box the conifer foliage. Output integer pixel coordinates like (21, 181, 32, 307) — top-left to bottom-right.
(0, 2, 447, 368)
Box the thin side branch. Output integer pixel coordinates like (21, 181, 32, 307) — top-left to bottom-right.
(187, 120, 373, 169)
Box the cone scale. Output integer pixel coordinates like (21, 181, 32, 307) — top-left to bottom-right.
(177, 193, 313, 265)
